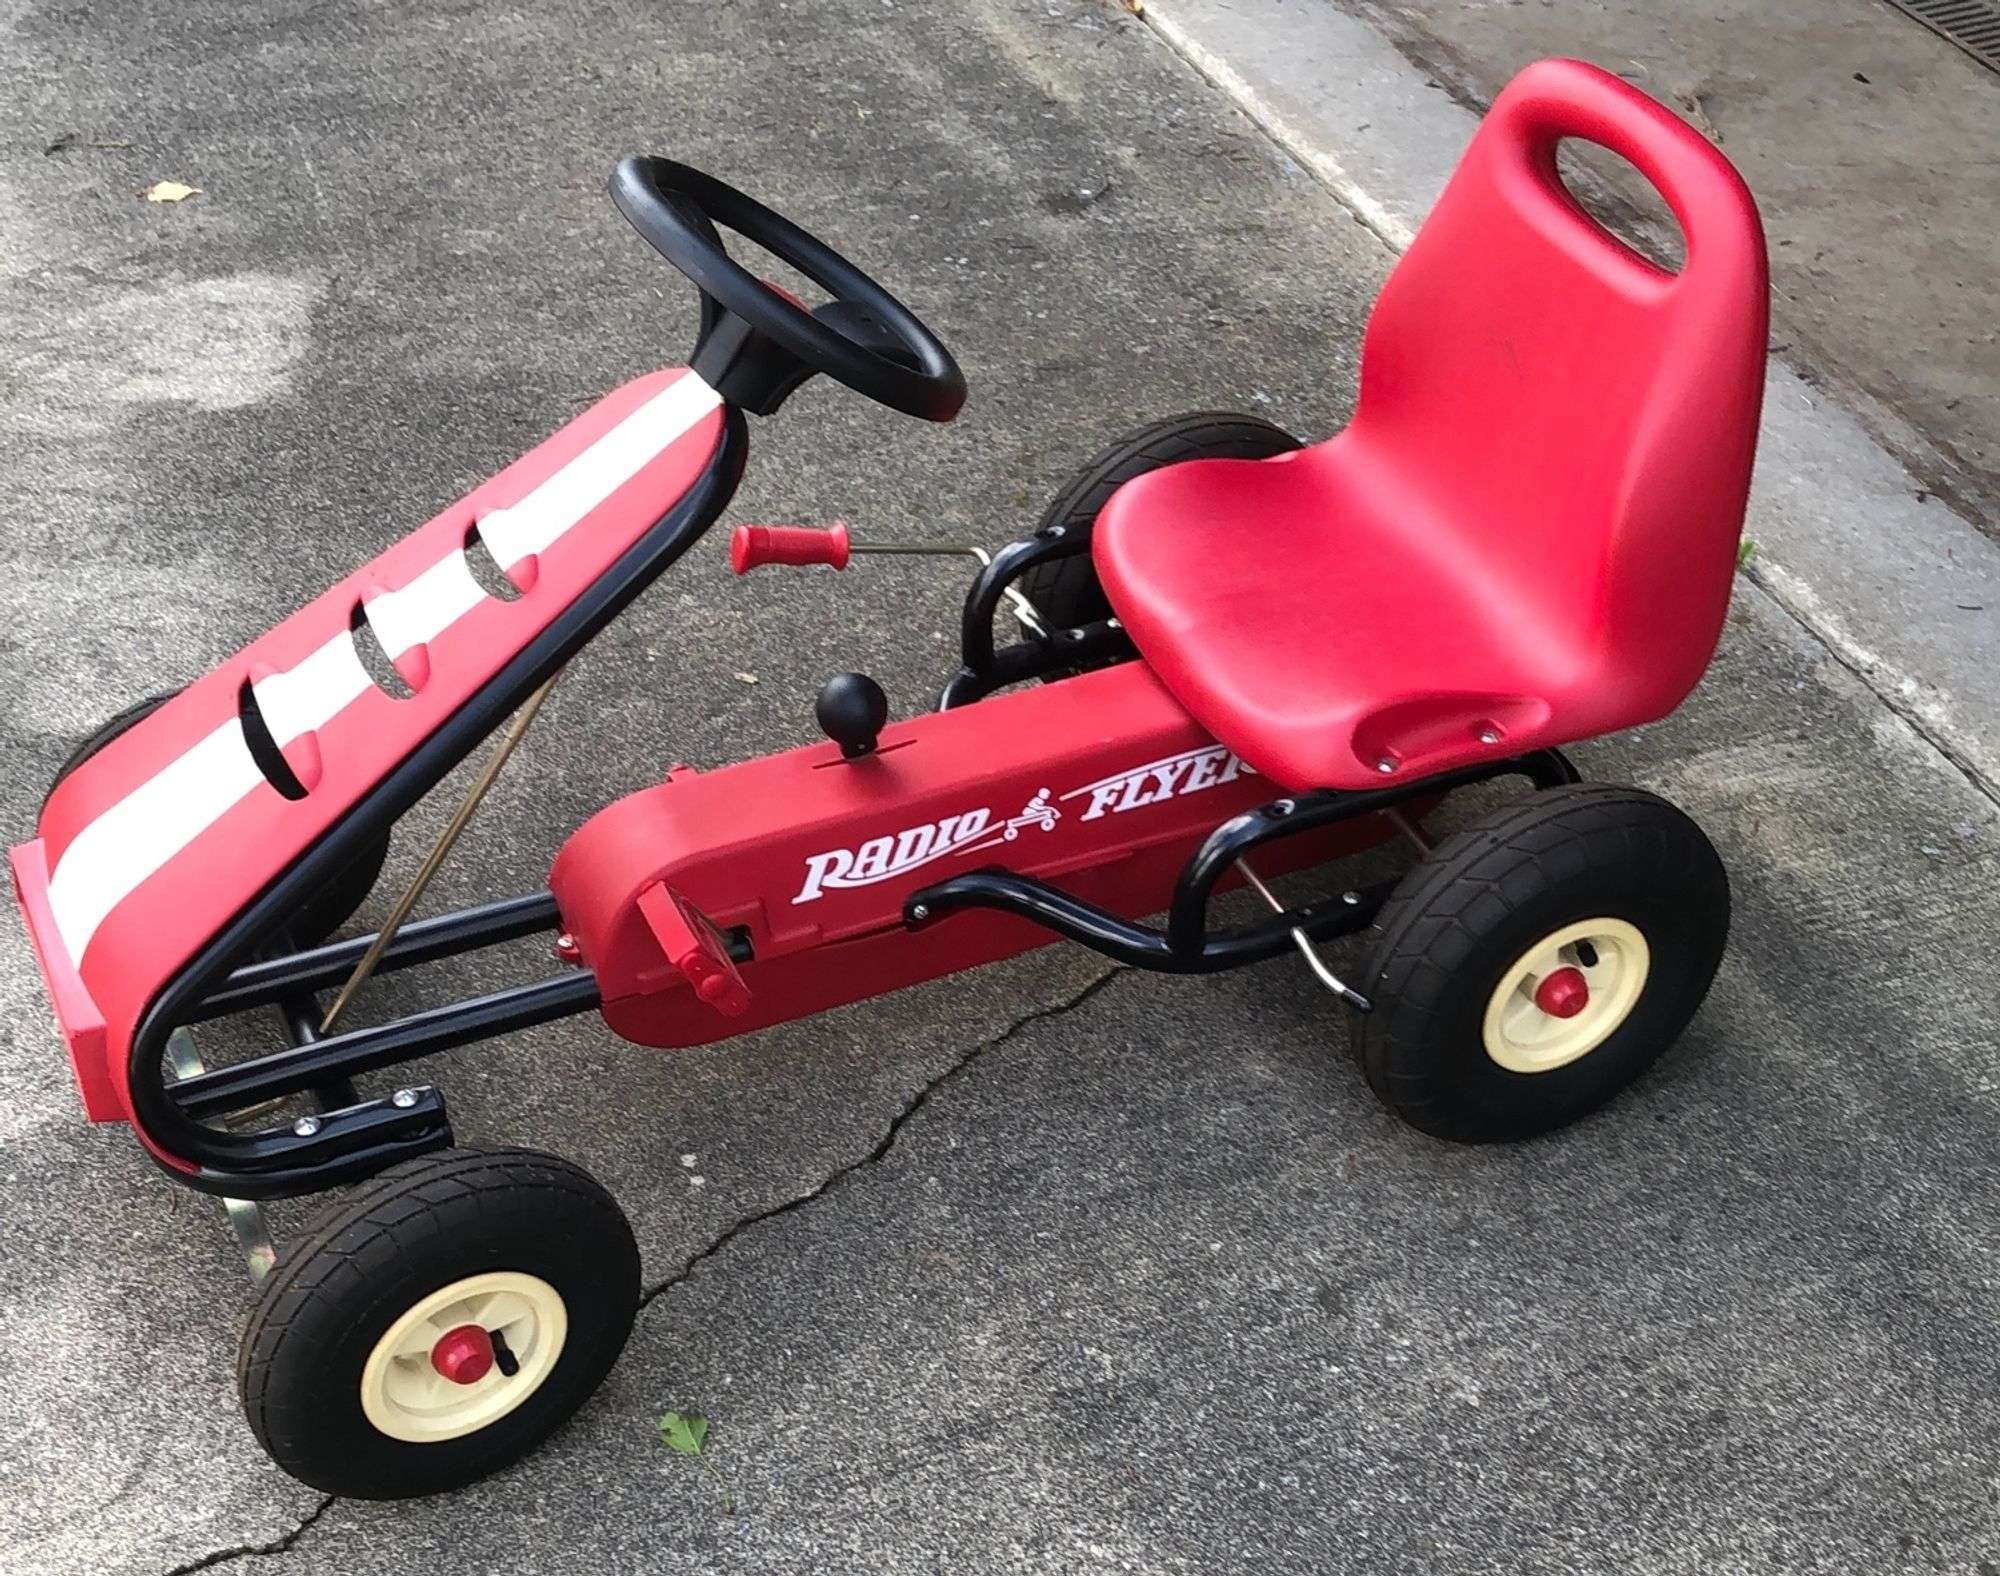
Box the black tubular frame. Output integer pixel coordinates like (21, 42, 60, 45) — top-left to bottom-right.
(123, 408, 750, 1201)
(129, 423, 1575, 1204)
(171, 971, 603, 1120)
(190, 891, 564, 1021)
(938, 524, 1134, 708)
(906, 750, 1581, 973)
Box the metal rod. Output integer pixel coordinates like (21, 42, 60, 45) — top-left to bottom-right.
(320, 673, 562, 1034)
(1235, 858, 1373, 1012)
(177, 972, 602, 1120)
(851, 541, 1047, 637)
(1384, 807, 1435, 855)
(850, 542, 993, 557)
(195, 892, 562, 1021)
(907, 867, 1388, 972)
(283, 994, 359, 1110)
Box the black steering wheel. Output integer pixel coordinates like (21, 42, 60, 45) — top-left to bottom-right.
(610, 157, 966, 423)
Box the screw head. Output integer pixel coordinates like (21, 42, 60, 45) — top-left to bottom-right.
(1375, 758, 1397, 775)
(392, 1088, 419, 1109)
(292, 1116, 322, 1137)
(1477, 727, 1501, 746)
(1341, 890, 1361, 906)
(910, 903, 930, 922)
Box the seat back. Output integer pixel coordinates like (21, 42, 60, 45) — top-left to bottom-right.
(1348, 58, 1768, 712)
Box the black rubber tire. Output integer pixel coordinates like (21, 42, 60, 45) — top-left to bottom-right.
(1018, 411, 1303, 636)
(42, 690, 388, 944)
(1353, 784, 1729, 1143)
(238, 1146, 641, 1499)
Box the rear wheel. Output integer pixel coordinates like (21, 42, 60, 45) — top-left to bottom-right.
(43, 690, 388, 943)
(1019, 411, 1302, 641)
(238, 1146, 640, 1499)
(1353, 784, 1729, 1142)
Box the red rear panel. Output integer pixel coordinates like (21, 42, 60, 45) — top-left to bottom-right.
(13, 368, 725, 1121)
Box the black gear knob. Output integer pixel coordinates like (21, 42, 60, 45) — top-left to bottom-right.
(816, 672, 889, 759)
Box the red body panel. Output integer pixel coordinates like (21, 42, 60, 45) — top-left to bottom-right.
(1095, 59, 1769, 791)
(11, 369, 725, 1123)
(550, 663, 1395, 1048)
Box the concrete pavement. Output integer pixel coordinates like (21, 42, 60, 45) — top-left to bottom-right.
(1, 1, 1996, 1573)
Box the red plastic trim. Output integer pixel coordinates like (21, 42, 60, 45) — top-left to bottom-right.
(8, 839, 118, 1121)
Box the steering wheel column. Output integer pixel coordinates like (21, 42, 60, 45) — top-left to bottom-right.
(609, 158, 966, 423)
(692, 291, 933, 419)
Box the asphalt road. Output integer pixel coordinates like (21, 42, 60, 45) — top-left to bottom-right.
(1, 2, 1996, 1573)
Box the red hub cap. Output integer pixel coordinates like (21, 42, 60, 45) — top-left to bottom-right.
(1533, 966, 1591, 1019)
(430, 1323, 496, 1386)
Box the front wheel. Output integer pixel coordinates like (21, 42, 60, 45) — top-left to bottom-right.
(1352, 784, 1729, 1142)
(238, 1147, 640, 1498)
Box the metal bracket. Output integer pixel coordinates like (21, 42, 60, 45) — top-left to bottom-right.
(165, 1029, 278, 1281)
(1234, 859, 1373, 1012)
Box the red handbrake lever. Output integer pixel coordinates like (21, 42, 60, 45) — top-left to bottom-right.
(636, 882, 751, 1018)
(730, 522, 852, 574)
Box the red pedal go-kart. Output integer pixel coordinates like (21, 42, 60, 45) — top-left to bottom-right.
(10, 59, 1766, 1498)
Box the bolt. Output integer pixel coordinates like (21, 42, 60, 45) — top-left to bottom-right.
(1341, 890, 1361, 906)
(910, 903, 930, 921)
(292, 1116, 321, 1137)
(1477, 727, 1501, 746)
(1375, 758, 1397, 775)
(392, 1088, 419, 1109)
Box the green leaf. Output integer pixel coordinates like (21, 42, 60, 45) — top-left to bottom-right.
(1736, 537, 1758, 567)
(658, 1410, 709, 1456)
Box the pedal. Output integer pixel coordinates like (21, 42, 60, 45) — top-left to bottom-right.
(637, 882, 751, 1016)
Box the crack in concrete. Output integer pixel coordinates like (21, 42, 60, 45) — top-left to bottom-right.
(145, 970, 1130, 1574)
(638, 964, 1132, 1309)
(160, 1496, 335, 1576)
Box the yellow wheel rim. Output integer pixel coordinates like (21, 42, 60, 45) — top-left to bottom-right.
(359, 1271, 568, 1444)
(1481, 918, 1650, 1074)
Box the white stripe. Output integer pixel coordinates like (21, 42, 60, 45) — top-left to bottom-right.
(53, 634, 381, 962)
(47, 724, 267, 966)
(476, 374, 723, 569)
(361, 548, 487, 659)
(43, 371, 724, 966)
(251, 633, 373, 746)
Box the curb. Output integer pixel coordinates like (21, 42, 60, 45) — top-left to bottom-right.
(1132, 0, 2000, 805)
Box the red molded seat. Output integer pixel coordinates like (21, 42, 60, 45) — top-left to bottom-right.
(1094, 58, 1768, 791)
